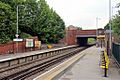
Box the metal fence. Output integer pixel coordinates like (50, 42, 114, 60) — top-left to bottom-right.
(112, 43, 120, 64)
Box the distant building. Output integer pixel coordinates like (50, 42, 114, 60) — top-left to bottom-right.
(66, 25, 77, 30)
(66, 25, 82, 30)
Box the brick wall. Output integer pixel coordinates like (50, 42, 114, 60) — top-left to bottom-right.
(76, 30, 96, 35)
(0, 37, 40, 55)
(61, 29, 97, 45)
(64, 30, 77, 45)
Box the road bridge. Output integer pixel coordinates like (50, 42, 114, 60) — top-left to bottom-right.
(63, 29, 104, 46)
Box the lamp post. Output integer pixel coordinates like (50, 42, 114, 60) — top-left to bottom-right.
(16, 5, 19, 39)
(96, 17, 100, 47)
(15, 5, 24, 53)
(15, 5, 19, 53)
(16, 5, 25, 38)
(109, 0, 112, 55)
(96, 17, 100, 36)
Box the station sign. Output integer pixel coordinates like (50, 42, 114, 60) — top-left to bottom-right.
(26, 39, 34, 47)
(13, 38, 23, 42)
(35, 41, 41, 48)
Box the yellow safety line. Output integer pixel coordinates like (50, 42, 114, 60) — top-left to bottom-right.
(100, 49, 109, 69)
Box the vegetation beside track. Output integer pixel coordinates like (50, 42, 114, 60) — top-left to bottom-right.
(104, 2, 120, 42)
(0, 0, 65, 44)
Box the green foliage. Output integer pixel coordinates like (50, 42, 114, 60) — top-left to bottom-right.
(112, 15, 120, 39)
(104, 23, 109, 30)
(88, 38, 96, 44)
(0, 0, 65, 44)
(0, 32, 11, 44)
(110, 3, 120, 42)
(104, 2, 120, 42)
(20, 32, 32, 39)
(32, 0, 65, 43)
(0, 1, 16, 43)
(77, 27, 82, 30)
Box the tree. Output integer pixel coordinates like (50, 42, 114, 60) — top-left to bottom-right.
(34, 0, 65, 43)
(112, 15, 120, 38)
(18, 0, 38, 36)
(104, 3, 120, 42)
(0, 0, 65, 44)
(104, 23, 109, 30)
(0, 1, 15, 43)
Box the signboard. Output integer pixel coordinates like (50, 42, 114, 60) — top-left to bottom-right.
(35, 41, 41, 48)
(97, 35, 105, 39)
(13, 38, 23, 42)
(26, 39, 34, 47)
(105, 30, 113, 33)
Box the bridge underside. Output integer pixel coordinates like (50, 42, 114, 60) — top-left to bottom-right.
(76, 35, 96, 46)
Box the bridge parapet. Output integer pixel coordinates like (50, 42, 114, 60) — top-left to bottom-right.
(63, 29, 104, 45)
(76, 30, 96, 35)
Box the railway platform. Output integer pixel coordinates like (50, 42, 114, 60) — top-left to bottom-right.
(56, 46, 120, 80)
(0, 45, 75, 62)
(34, 46, 120, 80)
(0, 44, 66, 61)
(0, 45, 77, 69)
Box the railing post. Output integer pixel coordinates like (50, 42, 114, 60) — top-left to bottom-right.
(104, 60, 107, 77)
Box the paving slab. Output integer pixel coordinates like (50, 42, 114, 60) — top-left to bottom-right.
(57, 46, 120, 80)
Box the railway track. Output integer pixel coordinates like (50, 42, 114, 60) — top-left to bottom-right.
(0, 46, 87, 80)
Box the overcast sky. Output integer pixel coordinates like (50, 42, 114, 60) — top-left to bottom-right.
(46, 0, 119, 29)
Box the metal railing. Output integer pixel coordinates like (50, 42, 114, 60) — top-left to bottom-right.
(100, 50, 109, 77)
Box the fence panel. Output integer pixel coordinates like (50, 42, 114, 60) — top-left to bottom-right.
(112, 43, 120, 64)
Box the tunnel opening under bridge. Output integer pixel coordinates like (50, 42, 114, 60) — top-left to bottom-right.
(76, 36, 96, 46)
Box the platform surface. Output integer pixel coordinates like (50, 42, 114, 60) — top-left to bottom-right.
(0, 45, 77, 62)
(56, 46, 120, 80)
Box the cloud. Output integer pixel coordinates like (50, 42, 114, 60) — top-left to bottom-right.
(46, 0, 119, 29)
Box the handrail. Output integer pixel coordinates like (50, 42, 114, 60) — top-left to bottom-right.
(100, 49, 109, 77)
